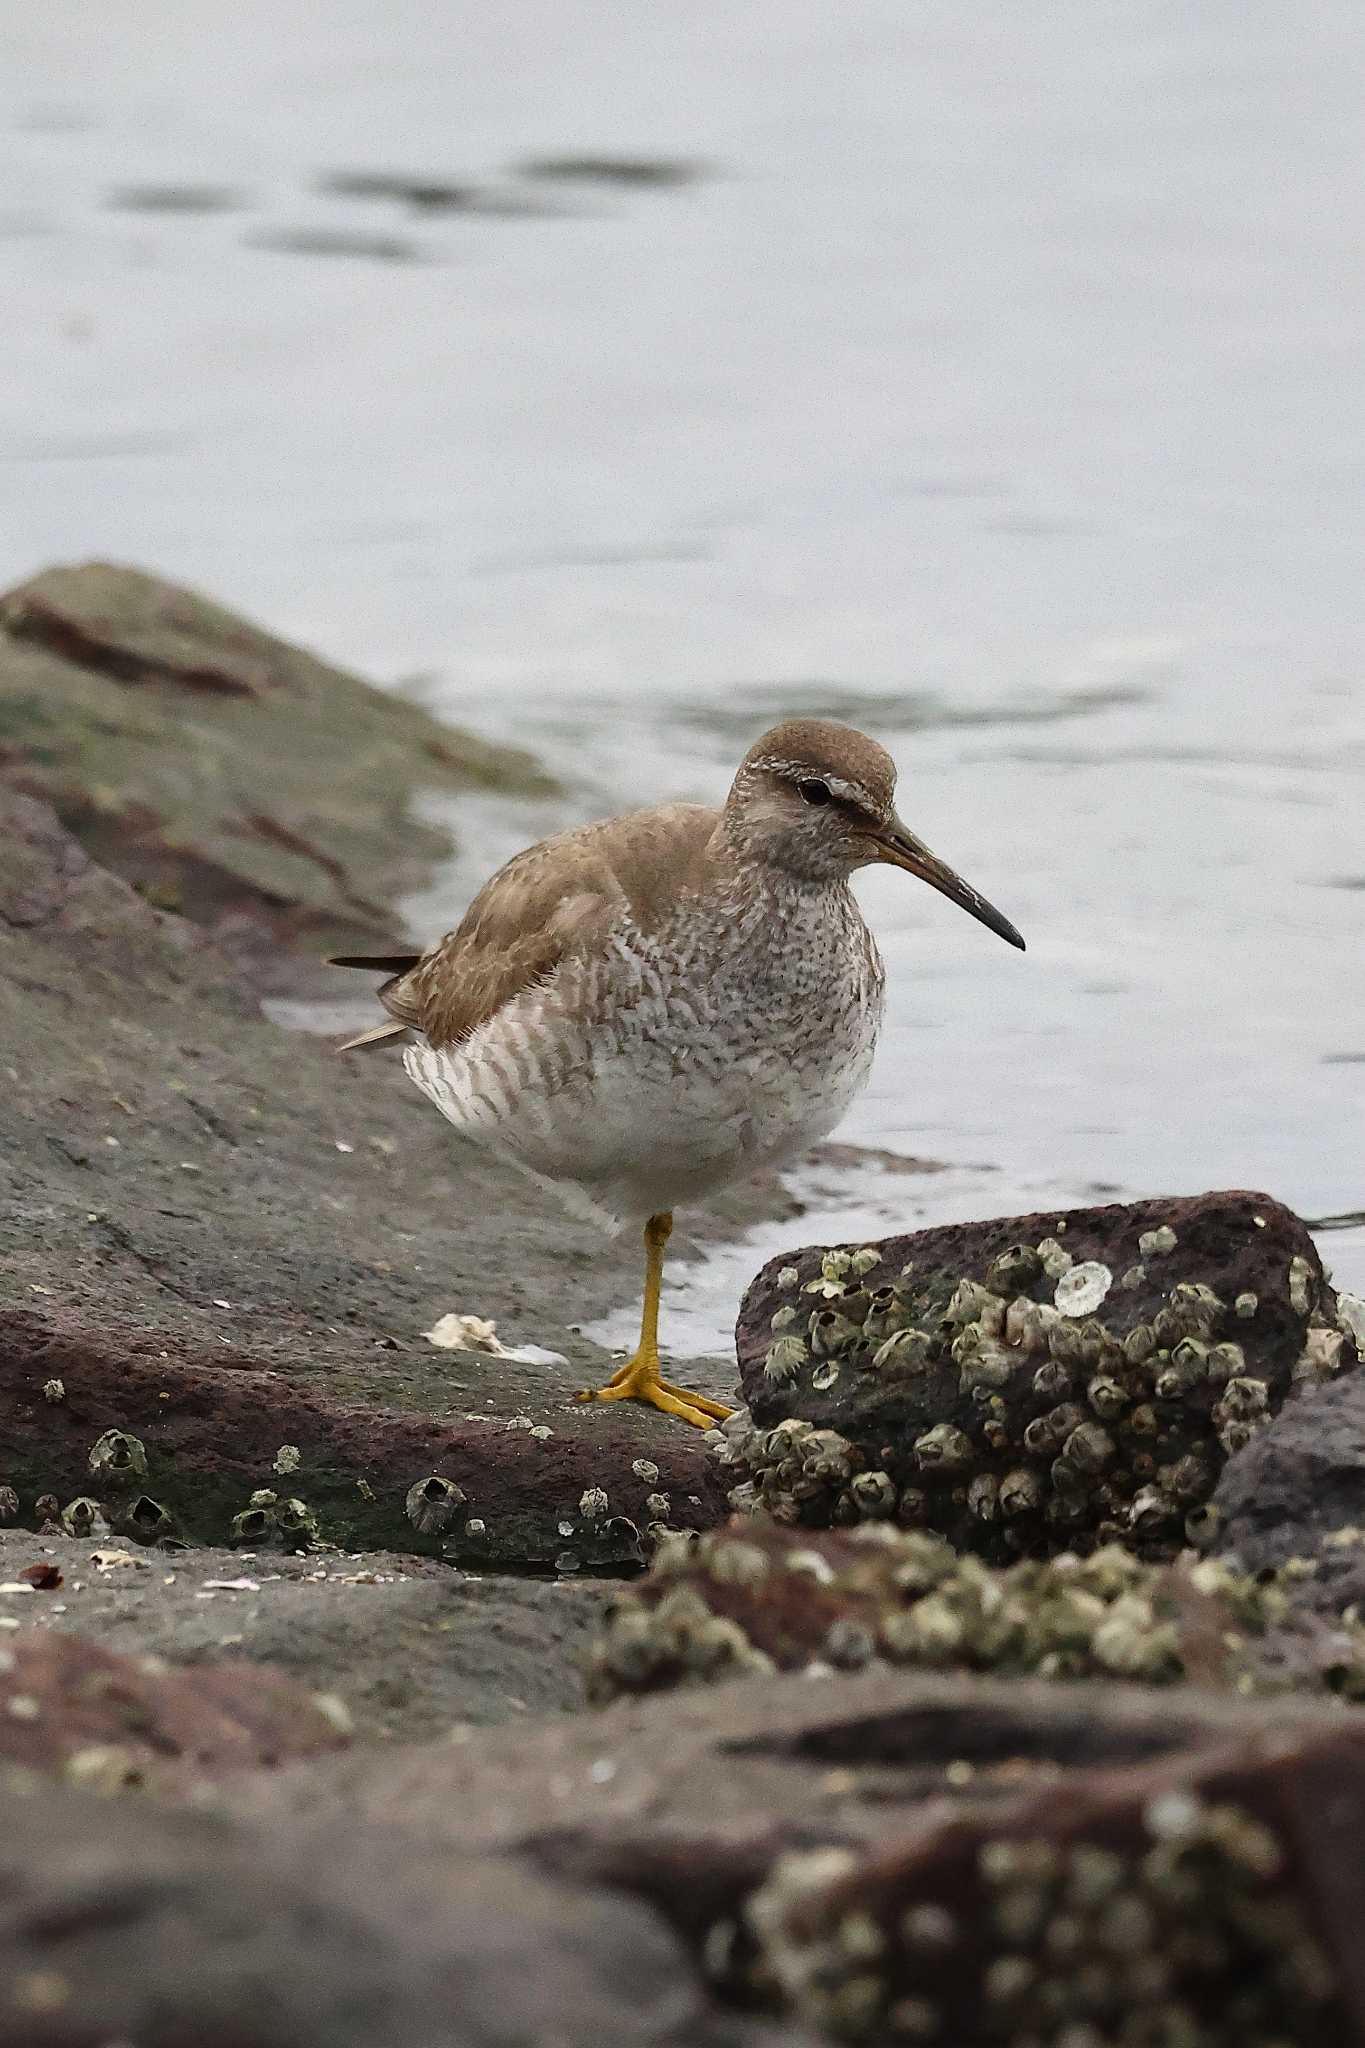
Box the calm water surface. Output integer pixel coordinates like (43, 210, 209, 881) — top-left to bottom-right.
(2, 3, 1361, 1324)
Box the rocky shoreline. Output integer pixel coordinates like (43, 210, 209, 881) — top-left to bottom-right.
(3, 565, 1365, 2045)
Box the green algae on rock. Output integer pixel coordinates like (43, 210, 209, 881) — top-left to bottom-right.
(0, 560, 555, 970)
(728, 1194, 1359, 1560)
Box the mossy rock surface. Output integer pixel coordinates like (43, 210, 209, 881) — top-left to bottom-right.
(0, 559, 554, 967)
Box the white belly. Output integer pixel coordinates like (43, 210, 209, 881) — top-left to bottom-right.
(403, 888, 884, 1230)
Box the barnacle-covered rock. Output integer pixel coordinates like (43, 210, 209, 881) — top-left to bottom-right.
(746, 1771, 1350, 2046)
(732, 1193, 1345, 1559)
(584, 1513, 1332, 1706)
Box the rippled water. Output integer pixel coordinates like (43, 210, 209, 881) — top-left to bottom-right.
(3, 2, 1361, 1314)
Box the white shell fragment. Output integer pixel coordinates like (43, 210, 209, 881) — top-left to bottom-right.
(1138, 1226, 1178, 1257)
(1054, 1261, 1114, 1318)
(422, 1312, 567, 1367)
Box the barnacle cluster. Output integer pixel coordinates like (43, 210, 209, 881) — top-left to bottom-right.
(744, 1795, 1342, 2043)
(228, 1486, 318, 1547)
(585, 1577, 778, 1701)
(733, 1227, 1310, 1559)
(719, 1412, 870, 1528)
(583, 1519, 1305, 1705)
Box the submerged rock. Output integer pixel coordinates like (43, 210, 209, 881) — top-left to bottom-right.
(729, 1194, 1356, 1559)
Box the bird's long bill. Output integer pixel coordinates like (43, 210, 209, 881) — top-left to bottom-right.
(874, 820, 1026, 951)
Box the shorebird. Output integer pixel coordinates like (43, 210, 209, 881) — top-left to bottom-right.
(334, 720, 1024, 1427)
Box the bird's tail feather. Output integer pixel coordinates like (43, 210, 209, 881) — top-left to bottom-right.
(335, 1019, 410, 1055)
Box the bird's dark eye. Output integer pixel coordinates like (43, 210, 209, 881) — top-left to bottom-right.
(799, 778, 832, 807)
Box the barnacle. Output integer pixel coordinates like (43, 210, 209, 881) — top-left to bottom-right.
(913, 1423, 974, 1474)
(60, 1496, 108, 1539)
(405, 1474, 467, 1534)
(987, 1243, 1042, 1293)
(120, 1495, 175, 1542)
(87, 1430, 148, 1487)
(1288, 1255, 1316, 1315)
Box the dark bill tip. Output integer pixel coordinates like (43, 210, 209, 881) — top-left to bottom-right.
(878, 829, 1026, 952)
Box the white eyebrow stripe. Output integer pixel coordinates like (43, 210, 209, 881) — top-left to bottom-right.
(820, 775, 869, 804)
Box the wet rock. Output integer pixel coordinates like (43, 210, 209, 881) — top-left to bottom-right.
(731, 1194, 1347, 1559)
(0, 1528, 604, 1739)
(583, 1513, 1360, 1706)
(0, 559, 552, 981)
(0, 1626, 349, 1789)
(0, 790, 732, 1569)
(0, 1780, 783, 2048)
(0, 1308, 724, 1568)
(1214, 1371, 1365, 1604)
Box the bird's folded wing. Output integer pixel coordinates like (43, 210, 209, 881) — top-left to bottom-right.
(372, 803, 719, 1052)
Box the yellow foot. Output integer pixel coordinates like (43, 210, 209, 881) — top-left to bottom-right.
(575, 1354, 733, 1430)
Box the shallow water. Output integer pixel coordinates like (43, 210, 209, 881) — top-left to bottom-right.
(3, 2, 1361, 1323)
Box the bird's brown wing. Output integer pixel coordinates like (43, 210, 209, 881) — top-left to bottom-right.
(340, 802, 720, 1054)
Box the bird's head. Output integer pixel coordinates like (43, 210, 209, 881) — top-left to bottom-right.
(725, 717, 1025, 950)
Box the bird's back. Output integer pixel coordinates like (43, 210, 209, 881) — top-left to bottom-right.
(378, 800, 723, 1051)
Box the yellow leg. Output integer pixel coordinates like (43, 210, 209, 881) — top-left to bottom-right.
(575, 1212, 733, 1429)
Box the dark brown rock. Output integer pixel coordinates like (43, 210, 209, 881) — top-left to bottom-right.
(741, 1707, 1365, 2044)
(0, 1304, 725, 1570)
(8, 1631, 1360, 2046)
(0, 789, 738, 1571)
(0, 559, 552, 980)
(729, 1193, 1351, 1558)
(0, 1626, 349, 1789)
